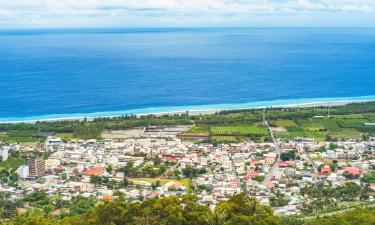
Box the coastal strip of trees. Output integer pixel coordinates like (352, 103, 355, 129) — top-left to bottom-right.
(1, 101, 375, 140)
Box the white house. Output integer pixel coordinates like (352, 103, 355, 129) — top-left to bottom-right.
(16, 165, 29, 179)
(0, 146, 9, 161)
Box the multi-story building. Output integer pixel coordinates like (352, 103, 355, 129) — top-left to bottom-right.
(16, 165, 30, 179)
(28, 157, 46, 177)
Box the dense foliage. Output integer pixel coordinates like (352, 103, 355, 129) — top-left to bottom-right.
(2, 193, 280, 225)
(280, 150, 296, 162)
(305, 208, 375, 225)
(300, 182, 370, 214)
(1, 191, 374, 225)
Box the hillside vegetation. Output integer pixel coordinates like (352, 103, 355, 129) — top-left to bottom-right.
(2, 193, 374, 225)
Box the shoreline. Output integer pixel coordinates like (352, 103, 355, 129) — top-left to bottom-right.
(1, 95, 375, 124)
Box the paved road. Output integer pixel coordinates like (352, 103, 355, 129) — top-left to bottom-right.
(262, 120, 282, 186)
(304, 148, 318, 181)
(229, 152, 246, 192)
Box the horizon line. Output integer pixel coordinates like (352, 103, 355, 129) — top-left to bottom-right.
(1, 26, 375, 31)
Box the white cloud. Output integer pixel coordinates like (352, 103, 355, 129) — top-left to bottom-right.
(342, 4, 372, 13)
(297, 0, 315, 10)
(0, 0, 374, 28)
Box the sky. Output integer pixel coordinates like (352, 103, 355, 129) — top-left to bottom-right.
(0, 0, 374, 28)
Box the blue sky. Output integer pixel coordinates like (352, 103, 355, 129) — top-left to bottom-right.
(0, 0, 374, 28)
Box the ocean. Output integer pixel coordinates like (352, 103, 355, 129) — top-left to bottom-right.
(0, 28, 375, 122)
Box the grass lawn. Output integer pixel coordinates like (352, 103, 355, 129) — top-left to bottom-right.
(55, 132, 75, 140)
(365, 113, 375, 122)
(320, 119, 341, 132)
(299, 120, 325, 131)
(275, 120, 297, 127)
(129, 178, 192, 191)
(0, 130, 43, 143)
(330, 128, 361, 139)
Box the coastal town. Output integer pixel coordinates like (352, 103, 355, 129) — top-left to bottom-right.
(1, 122, 374, 218)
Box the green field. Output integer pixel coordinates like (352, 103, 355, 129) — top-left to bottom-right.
(0, 130, 43, 143)
(299, 120, 325, 131)
(273, 115, 371, 141)
(330, 128, 361, 139)
(275, 130, 325, 141)
(188, 124, 269, 143)
(211, 125, 268, 136)
(275, 120, 297, 127)
(55, 132, 75, 140)
(189, 126, 211, 134)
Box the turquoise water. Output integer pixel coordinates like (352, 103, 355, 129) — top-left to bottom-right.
(2, 95, 375, 123)
(0, 28, 375, 122)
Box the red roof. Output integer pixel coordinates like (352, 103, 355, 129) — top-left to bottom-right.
(229, 179, 237, 185)
(279, 162, 289, 167)
(250, 160, 258, 166)
(320, 165, 331, 174)
(344, 167, 362, 175)
(163, 157, 178, 161)
(245, 172, 259, 180)
(83, 167, 104, 176)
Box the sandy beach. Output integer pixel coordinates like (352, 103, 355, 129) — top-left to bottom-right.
(1, 97, 374, 124)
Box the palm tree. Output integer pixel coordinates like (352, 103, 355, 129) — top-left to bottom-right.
(205, 206, 226, 225)
(206, 193, 279, 225)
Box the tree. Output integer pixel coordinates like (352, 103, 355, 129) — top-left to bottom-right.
(69, 196, 97, 216)
(173, 169, 182, 177)
(362, 172, 375, 184)
(90, 175, 102, 185)
(0, 192, 17, 219)
(2, 215, 60, 225)
(253, 175, 265, 182)
(182, 166, 207, 178)
(152, 156, 161, 166)
(329, 143, 338, 150)
(280, 216, 303, 225)
(269, 196, 289, 207)
(316, 146, 326, 153)
(181, 195, 212, 225)
(214, 193, 280, 225)
(280, 151, 296, 162)
(0, 169, 10, 184)
(305, 208, 375, 225)
(106, 165, 113, 174)
(73, 124, 103, 140)
(119, 161, 135, 177)
(151, 180, 161, 190)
